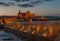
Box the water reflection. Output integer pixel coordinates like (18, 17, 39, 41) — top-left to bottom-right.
(0, 30, 22, 41)
(4, 20, 60, 41)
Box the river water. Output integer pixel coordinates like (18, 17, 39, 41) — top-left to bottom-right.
(0, 30, 60, 41)
(0, 30, 22, 41)
(0, 20, 60, 41)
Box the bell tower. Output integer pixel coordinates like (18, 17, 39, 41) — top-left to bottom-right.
(18, 10, 23, 19)
(18, 10, 21, 16)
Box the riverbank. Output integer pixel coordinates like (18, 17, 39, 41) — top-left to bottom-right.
(0, 29, 22, 41)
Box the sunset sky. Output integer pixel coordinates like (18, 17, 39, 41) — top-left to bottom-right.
(0, 0, 60, 16)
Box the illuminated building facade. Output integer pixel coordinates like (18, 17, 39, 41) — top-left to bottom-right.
(0, 10, 49, 24)
(0, 10, 35, 24)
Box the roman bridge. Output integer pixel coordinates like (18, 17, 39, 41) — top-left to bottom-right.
(3, 21, 60, 41)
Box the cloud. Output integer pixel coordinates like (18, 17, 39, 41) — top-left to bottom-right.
(0, 0, 54, 7)
(13, 0, 53, 2)
(30, 0, 53, 5)
(30, 1, 42, 5)
(14, 0, 54, 7)
(0, 2, 10, 6)
(8, 2, 15, 6)
(18, 3, 34, 7)
(45, 0, 53, 1)
(12, 0, 29, 2)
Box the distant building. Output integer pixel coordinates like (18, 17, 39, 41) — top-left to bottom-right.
(0, 10, 49, 24)
(0, 10, 36, 24)
(18, 10, 35, 19)
(40, 16, 48, 21)
(18, 10, 35, 22)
